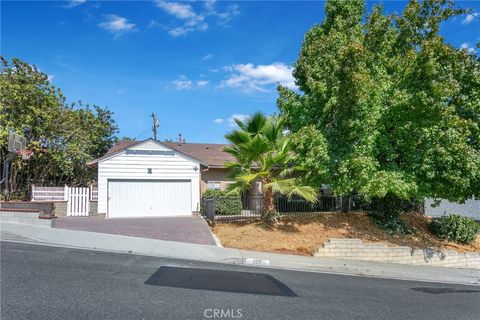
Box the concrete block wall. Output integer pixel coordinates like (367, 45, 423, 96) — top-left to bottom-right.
(52, 201, 97, 217)
(0, 201, 54, 217)
(0, 211, 52, 227)
(90, 201, 98, 215)
(314, 238, 480, 269)
(53, 201, 68, 217)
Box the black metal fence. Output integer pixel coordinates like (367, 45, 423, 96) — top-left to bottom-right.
(202, 194, 356, 222)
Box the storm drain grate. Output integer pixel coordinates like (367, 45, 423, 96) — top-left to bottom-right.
(145, 266, 297, 297)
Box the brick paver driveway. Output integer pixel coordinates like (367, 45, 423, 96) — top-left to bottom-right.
(53, 215, 216, 246)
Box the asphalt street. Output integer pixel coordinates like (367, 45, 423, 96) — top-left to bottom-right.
(1, 241, 479, 320)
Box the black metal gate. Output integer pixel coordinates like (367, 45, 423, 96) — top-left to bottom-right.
(203, 196, 216, 221)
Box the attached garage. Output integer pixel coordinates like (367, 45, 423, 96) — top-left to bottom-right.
(108, 180, 192, 218)
(89, 139, 202, 218)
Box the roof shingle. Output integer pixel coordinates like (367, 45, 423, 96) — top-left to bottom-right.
(101, 139, 234, 167)
(163, 141, 234, 167)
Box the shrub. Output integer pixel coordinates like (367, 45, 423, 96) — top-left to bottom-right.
(429, 214, 479, 244)
(367, 193, 415, 235)
(201, 189, 242, 216)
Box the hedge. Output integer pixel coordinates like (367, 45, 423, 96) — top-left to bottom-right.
(201, 189, 242, 215)
(429, 214, 479, 244)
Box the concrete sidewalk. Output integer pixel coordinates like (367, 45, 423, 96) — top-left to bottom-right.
(1, 221, 479, 286)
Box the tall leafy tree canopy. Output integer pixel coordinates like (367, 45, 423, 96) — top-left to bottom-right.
(278, 0, 480, 203)
(0, 57, 118, 198)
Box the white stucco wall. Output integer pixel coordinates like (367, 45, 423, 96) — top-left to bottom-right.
(97, 140, 201, 216)
(425, 198, 480, 220)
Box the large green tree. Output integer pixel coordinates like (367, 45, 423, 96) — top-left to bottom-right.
(224, 112, 318, 222)
(0, 57, 118, 198)
(278, 0, 480, 207)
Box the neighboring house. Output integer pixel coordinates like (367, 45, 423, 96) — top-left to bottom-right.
(424, 198, 480, 221)
(87, 138, 259, 218)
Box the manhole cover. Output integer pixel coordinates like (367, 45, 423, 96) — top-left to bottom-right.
(145, 266, 297, 297)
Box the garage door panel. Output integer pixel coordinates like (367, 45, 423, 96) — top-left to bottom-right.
(108, 180, 191, 218)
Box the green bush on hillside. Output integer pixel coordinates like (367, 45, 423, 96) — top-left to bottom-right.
(201, 189, 242, 216)
(429, 214, 479, 244)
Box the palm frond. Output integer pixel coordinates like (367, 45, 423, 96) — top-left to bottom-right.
(246, 112, 267, 135)
(236, 172, 261, 185)
(265, 178, 296, 194)
(225, 181, 248, 194)
(286, 185, 318, 203)
(265, 178, 318, 203)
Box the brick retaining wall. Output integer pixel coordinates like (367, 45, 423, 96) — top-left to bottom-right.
(314, 238, 480, 269)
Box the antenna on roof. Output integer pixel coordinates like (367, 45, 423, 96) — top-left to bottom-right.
(151, 113, 159, 141)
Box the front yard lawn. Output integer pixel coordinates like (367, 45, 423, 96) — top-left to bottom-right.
(212, 212, 480, 256)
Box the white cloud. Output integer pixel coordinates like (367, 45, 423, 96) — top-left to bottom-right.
(155, 0, 196, 19)
(98, 15, 136, 38)
(204, 0, 240, 26)
(147, 20, 161, 29)
(154, 0, 239, 37)
(155, 0, 207, 37)
(213, 118, 224, 124)
(462, 13, 478, 25)
(228, 114, 249, 127)
(202, 53, 213, 60)
(47, 75, 54, 82)
(63, 0, 86, 9)
(221, 62, 296, 93)
(197, 80, 209, 87)
(460, 42, 476, 53)
(171, 76, 211, 90)
(172, 77, 193, 90)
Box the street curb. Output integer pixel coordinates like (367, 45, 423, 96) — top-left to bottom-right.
(1, 236, 479, 287)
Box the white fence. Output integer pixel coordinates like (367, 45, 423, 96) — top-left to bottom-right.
(32, 185, 98, 201)
(67, 187, 90, 216)
(30, 186, 66, 201)
(32, 185, 98, 217)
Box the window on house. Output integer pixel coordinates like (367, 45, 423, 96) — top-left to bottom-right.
(207, 181, 221, 190)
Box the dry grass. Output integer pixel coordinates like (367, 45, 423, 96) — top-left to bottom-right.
(212, 212, 480, 256)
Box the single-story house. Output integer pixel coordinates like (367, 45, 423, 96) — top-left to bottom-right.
(88, 138, 261, 218)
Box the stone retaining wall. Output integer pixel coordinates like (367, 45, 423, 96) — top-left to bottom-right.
(314, 238, 480, 269)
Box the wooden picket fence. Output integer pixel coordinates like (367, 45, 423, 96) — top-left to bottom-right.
(31, 185, 98, 216)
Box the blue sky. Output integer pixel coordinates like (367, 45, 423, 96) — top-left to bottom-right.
(2, 0, 479, 143)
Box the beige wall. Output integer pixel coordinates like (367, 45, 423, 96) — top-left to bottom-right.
(200, 167, 263, 196)
(200, 168, 231, 194)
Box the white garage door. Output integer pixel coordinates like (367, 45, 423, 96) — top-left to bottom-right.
(108, 180, 191, 218)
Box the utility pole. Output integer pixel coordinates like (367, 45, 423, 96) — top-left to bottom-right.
(151, 113, 159, 141)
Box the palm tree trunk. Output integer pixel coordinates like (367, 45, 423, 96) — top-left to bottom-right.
(262, 179, 275, 214)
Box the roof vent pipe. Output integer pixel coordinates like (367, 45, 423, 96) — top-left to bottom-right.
(178, 133, 182, 145)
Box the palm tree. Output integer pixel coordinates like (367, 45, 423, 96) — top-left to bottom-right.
(224, 112, 317, 222)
